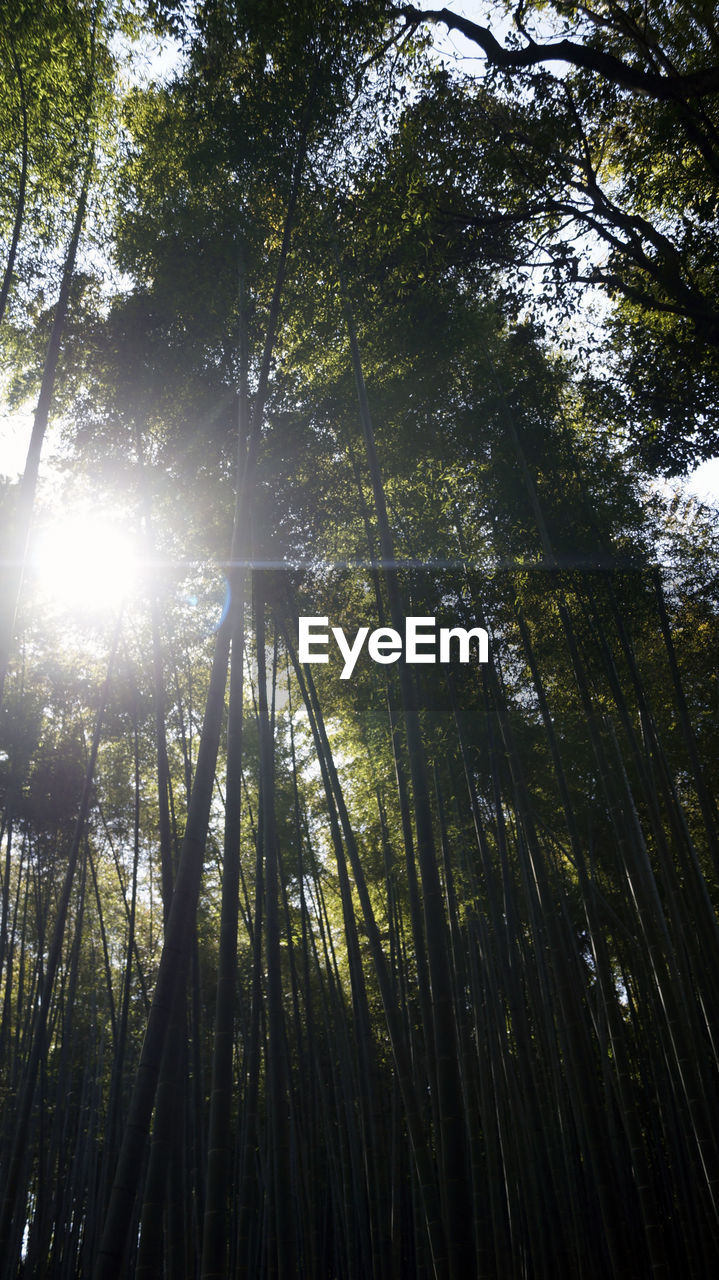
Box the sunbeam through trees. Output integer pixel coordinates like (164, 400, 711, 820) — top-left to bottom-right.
(1, 2, 719, 1277)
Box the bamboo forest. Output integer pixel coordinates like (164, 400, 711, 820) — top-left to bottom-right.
(1, 1, 719, 1276)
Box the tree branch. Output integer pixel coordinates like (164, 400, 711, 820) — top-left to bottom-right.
(397, 4, 719, 101)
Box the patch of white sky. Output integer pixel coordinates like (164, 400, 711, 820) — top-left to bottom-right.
(112, 21, 185, 90)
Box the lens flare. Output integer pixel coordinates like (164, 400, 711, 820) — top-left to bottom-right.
(32, 511, 140, 613)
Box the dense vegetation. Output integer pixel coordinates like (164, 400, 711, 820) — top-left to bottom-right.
(1, 2, 718, 1277)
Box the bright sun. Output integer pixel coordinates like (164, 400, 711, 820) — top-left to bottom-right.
(31, 511, 142, 614)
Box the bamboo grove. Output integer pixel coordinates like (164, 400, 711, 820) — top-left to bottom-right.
(1, 1, 719, 1277)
